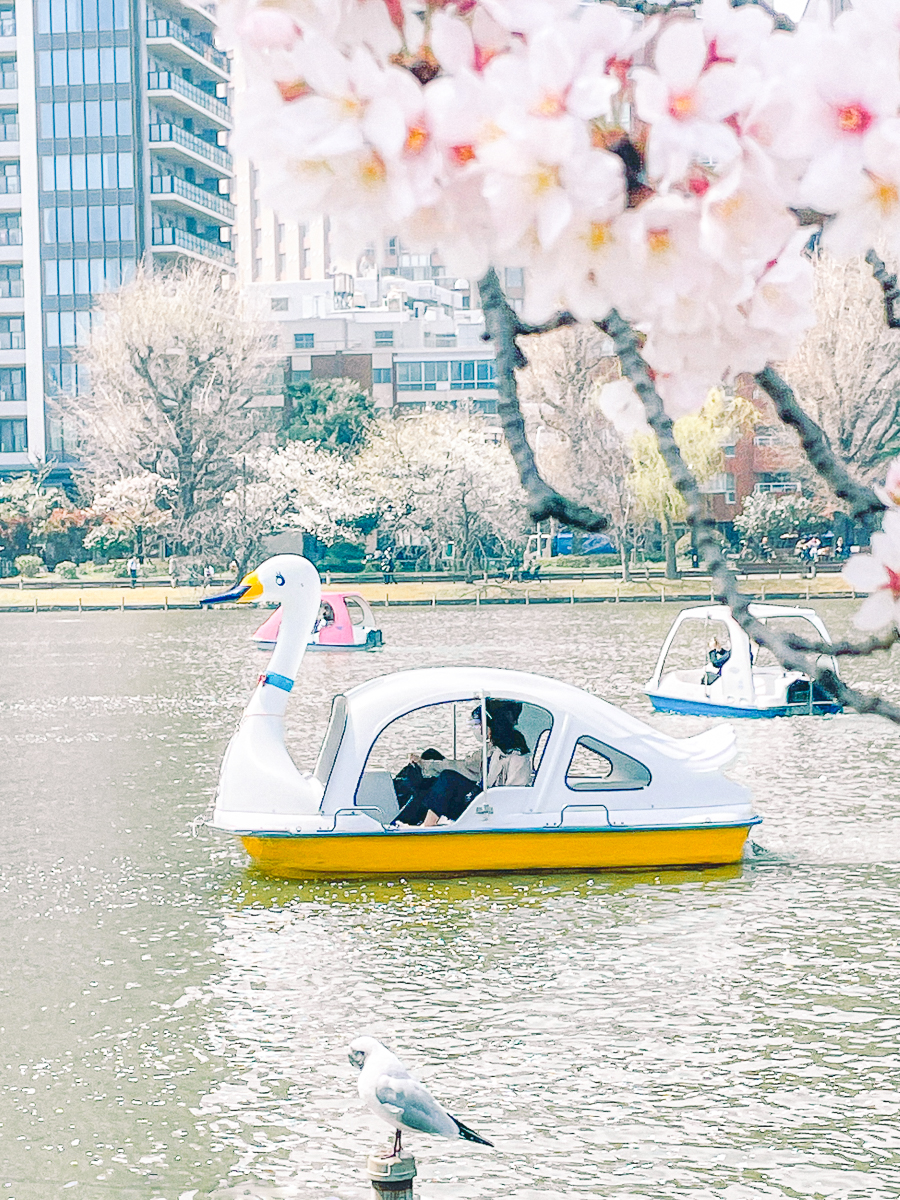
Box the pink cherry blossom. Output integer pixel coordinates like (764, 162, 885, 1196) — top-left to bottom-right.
(843, 511, 900, 632)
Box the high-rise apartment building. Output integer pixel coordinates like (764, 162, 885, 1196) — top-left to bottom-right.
(0, 0, 233, 477)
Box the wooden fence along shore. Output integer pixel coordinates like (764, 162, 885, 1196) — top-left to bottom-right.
(0, 573, 860, 613)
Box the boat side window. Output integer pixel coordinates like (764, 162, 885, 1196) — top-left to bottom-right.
(752, 616, 828, 669)
(314, 695, 348, 787)
(355, 698, 554, 804)
(345, 598, 366, 626)
(565, 736, 651, 791)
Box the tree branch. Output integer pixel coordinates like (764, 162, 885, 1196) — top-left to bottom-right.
(608, 0, 794, 30)
(478, 268, 610, 532)
(784, 628, 900, 658)
(865, 249, 900, 329)
(754, 366, 885, 525)
(596, 309, 900, 725)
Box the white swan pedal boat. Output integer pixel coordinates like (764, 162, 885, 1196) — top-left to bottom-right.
(646, 603, 843, 718)
(201, 556, 760, 879)
(252, 591, 383, 652)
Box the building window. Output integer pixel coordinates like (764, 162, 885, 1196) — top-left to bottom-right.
(374, 329, 394, 347)
(447, 360, 496, 390)
(294, 332, 314, 349)
(373, 368, 392, 385)
(476, 360, 496, 388)
(0, 160, 19, 193)
(434, 333, 456, 347)
(723, 443, 735, 458)
(271, 297, 288, 312)
(290, 369, 312, 383)
(0, 211, 20, 244)
(0, 57, 16, 90)
(504, 267, 524, 289)
(0, 264, 22, 297)
(0, 315, 23, 349)
(396, 361, 449, 391)
(0, 418, 26, 453)
(36, 0, 131, 35)
(0, 367, 24, 401)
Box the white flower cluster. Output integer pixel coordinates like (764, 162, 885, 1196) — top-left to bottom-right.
(227, 0, 900, 420)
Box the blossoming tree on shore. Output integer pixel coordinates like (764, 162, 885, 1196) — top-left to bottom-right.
(227, 0, 900, 721)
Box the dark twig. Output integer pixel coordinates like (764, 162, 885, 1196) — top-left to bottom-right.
(865, 249, 900, 329)
(596, 309, 900, 725)
(785, 628, 900, 658)
(512, 312, 578, 337)
(478, 268, 610, 532)
(754, 366, 885, 525)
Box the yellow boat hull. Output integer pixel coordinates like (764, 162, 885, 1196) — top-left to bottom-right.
(240, 823, 753, 880)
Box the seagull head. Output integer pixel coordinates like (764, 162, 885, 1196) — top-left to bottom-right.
(348, 1035, 383, 1071)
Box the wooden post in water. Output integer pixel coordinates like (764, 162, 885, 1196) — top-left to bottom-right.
(367, 1151, 416, 1200)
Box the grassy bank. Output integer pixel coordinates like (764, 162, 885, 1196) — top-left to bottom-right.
(0, 572, 858, 612)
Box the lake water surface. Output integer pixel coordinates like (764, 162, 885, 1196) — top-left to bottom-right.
(2, 601, 900, 1200)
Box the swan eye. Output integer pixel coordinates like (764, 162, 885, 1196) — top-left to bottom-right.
(275, 573, 285, 587)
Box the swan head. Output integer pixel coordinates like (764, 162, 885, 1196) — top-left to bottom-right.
(201, 554, 321, 608)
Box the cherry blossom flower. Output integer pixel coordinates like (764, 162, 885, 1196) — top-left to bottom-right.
(876, 458, 900, 510)
(598, 379, 649, 437)
(843, 511, 900, 632)
(633, 18, 757, 184)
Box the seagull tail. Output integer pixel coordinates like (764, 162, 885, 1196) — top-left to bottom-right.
(454, 1118, 494, 1147)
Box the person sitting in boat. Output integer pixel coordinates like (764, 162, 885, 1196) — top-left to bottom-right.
(704, 636, 731, 685)
(395, 700, 531, 828)
(392, 747, 446, 826)
(316, 601, 335, 631)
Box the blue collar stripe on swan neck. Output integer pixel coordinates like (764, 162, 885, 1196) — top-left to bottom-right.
(262, 672, 294, 693)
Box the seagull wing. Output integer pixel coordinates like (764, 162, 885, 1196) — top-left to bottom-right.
(375, 1073, 458, 1138)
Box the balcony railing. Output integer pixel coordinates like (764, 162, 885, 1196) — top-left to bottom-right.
(0, 123, 18, 141)
(0, 14, 15, 36)
(147, 71, 229, 124)
(152, 225, 234, 264)
(151, 174, 234, 220)
(0, 331, 24, 349)
(146, 18, 229, 73)
(0, 70, 16, 90)
(148, 123, 231, 171)
(0, 175, 20, 193)
(754, 481, 802, 494)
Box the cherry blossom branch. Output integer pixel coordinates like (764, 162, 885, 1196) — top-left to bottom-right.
(596, 309, 900, 724)
(609, 0, 795, 30)
(479, 269, 611, 532)
(865, 249, 900, 330)
(753, 366, 885, 525)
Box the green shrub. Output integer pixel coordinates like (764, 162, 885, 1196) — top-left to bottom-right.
(54, 560, 79, 579)
(14, 554, 43, 577)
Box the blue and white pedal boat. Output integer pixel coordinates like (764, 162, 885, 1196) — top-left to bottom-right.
(646, 603, 843, 719)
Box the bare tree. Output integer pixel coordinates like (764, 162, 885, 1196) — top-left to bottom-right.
(69, 263, 273, 555)
(516, 326, 635, 576)
(782, 253, 900, 484)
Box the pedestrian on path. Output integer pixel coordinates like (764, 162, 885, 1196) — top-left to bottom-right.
(127, 555, 139, 588)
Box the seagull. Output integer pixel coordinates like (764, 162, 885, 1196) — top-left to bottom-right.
(348, 1036, 494, 1156)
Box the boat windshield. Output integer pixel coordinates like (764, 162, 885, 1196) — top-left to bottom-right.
(314, 695, 348, 787)
(660, 617, 732, 679)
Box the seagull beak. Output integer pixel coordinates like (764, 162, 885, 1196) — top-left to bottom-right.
(199, 571, 263, 607)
